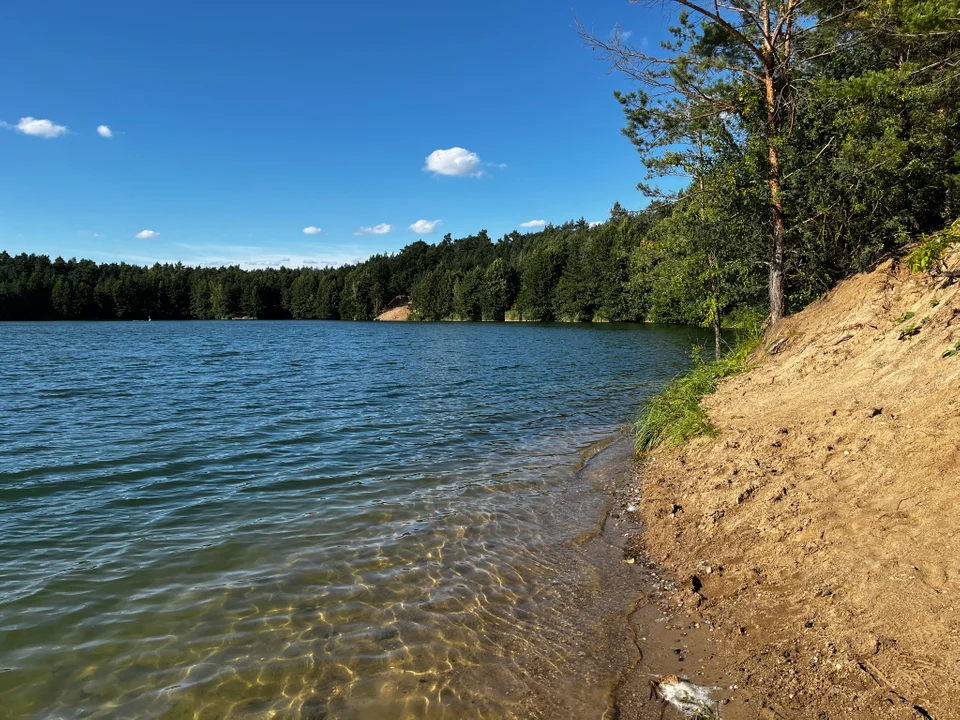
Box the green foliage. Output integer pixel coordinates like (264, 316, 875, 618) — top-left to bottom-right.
(898, 311, 917, 323)
(481, 258, 510, 321)
(635, 328, 762, 454)
(589, 0, 960, 320)
(898, 323, 921, 340)
(907, 221, 960, 273)
(943, 341, 960, 358)
(452, 267, 484, 321)
(516, 247, 563, 321)
(410, 264, 456, 321)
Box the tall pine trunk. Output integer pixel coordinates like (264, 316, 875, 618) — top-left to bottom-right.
(764, 47, 787, 324)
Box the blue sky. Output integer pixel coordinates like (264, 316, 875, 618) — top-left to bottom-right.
(1, 0, 669, 269)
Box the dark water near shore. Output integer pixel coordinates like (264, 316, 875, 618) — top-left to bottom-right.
(0, 321, 705, 719)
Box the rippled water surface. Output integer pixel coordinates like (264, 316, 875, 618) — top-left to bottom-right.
(0, 321, 704, 719)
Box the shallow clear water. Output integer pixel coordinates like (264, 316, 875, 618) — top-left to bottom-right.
(0, 321, 704, 719)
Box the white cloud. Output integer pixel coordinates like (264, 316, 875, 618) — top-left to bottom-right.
(519, 219, 547, 229)
(409, 219, 441, 234)
(424, 147, 483, 177)
(589, 221, 603, 228)
(136, 230, 160, 239)
(302, 226, 322, 235)
(97, 125, 113, 138)
(2, 117, 69, 138)
(354, 223, 393, 236)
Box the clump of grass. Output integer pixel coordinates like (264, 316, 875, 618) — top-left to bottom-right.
(943, 341, 960, 358)
(898, 311, 916, 324)
(636, 329, 762, 454)
(906, 219, 959, 274)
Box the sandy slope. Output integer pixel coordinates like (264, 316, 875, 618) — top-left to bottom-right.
(375, 303, 411, 321)
(637, 249, 960, 718)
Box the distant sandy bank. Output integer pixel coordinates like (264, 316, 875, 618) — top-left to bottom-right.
(375, 300, 411, 322)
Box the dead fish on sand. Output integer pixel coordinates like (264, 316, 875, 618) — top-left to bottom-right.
(649, 675, 720, 718)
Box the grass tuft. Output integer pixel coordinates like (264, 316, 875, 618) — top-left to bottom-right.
(906, 219, 959, 274)
(636, 328, 763, 455)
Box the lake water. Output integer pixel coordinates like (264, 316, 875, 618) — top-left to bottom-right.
(0, 321, 704, 719)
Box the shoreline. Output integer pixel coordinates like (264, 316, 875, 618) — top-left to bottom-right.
(626, 251, 960, 717)
(566, 433, 734, 719)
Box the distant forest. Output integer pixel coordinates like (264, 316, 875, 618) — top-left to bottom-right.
(0, 204, 746, 325)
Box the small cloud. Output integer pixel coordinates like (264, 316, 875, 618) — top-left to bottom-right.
(136, 229, 160, 239)
(354, 223, 393, 236)
(97, 125, 113, 138)
(302, 226, 322, 235)
(2, 116, 69, 139)
(519, 219, 547, 229)
(589, 221, 603, 228)
(424, 147, 483, 177)
(409, 219, 441, 234)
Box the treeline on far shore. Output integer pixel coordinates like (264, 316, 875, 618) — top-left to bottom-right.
(1, 205, 763, 325)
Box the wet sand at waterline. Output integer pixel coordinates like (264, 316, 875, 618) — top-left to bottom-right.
(0, 321, 720, 719)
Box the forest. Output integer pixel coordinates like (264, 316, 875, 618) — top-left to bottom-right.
(0, 210, 687, 325)
(2, 0, 957, 351)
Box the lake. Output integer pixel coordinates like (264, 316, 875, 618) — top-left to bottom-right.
(0, 321, 704, 719)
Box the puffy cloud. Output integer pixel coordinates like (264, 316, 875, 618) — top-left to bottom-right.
(354, 223, 393, 236)
(136, 230, 160, 239)
(302, 226, 322, 235)
(97, 125, 113, 138)
(424, 147, 483, 177)
(589, 221, 603, 228)
(409, 219, 441, 234)
(519, 219, 547, 229)
(3, 117, 69, 138)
